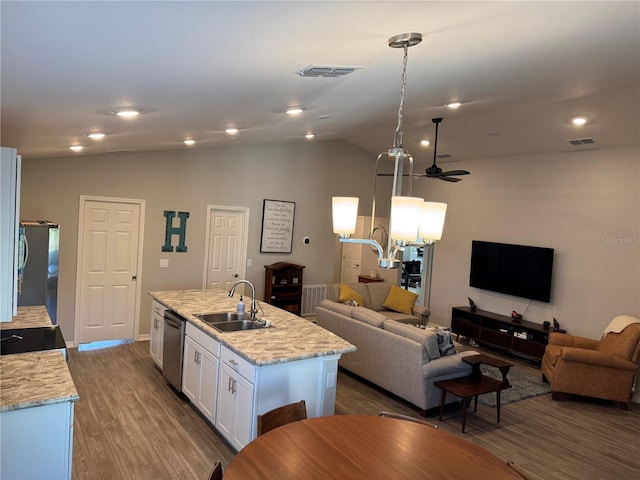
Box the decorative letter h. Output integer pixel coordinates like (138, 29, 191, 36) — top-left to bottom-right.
(162, 210, 189, 252)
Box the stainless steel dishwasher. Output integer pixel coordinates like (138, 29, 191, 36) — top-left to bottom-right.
(162, 310, 186, 391)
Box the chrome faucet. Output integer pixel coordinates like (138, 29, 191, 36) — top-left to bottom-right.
(229, 280, 257, 319)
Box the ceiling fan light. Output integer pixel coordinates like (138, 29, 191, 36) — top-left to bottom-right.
(332, 197, 359, 236)
(419, 202, 447, 242)
(390, 196, 423, 241)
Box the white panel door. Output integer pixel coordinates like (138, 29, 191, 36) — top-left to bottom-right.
(203, 206, 249, 292)
(340, 216, 364, 283)
(76, 198, 142, 344)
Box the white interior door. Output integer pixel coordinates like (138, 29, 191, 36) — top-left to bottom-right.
(75, 196, 144, 344)
(203, 205, 249, 292)
(340, 216, 364, 283)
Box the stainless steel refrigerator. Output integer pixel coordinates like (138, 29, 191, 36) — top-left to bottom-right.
(18, 221, 59, 324)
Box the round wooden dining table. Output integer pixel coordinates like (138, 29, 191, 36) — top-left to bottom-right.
(224, 415, 523, 479)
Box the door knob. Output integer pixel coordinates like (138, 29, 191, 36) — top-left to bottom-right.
(233, 273, 239, 278)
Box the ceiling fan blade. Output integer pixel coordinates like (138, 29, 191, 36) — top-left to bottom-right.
(438, 176, 462, 182)
(440, 169, 470, 176)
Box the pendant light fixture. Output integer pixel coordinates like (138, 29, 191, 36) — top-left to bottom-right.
(332, 32, 447, 269)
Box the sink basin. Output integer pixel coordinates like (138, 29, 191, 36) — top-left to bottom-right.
(210, 320, 264, 332)
(195, 312, 272, 332)
(0, 326, 66, 355)
(196, 312, 247, 323)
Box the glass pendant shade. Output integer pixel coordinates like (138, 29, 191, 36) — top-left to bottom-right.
(332, 197, 359, 235)
(390, 196, 423, 241)
(419, 202, 447, 242)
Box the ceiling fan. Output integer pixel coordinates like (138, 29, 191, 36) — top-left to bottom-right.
(419, 117, 470, 182)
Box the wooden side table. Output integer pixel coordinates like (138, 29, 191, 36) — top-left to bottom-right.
(434, 354, 512, 433)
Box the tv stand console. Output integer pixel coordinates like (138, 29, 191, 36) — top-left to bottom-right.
(451, 307, 561, 360)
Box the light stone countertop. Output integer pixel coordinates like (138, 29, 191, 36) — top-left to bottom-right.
(1, 305, 52, 329)
(0, 306, 79, 412)
(150, 288, 356, 366)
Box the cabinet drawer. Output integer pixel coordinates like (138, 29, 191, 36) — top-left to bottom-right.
(220, 346, 255, 384)
(479, 328, 513, 349)
(185, 322, 220, 357)
(151, 299, 167, 317)
(512, 338, 546, 359)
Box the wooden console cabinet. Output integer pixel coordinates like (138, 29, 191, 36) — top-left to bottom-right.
(264, 262, 305, 315)
(451, 306, 559, 360)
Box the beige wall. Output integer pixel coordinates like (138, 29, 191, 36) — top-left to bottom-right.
(19, 141, 375, 343)
(414, 146, 639, 340)
(20, 141, 639, 343)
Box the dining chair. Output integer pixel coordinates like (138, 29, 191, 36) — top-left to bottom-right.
(207, 460, 223, 480)
(378, 411, 438, 429)
(506, 460, 530, 479)
(257, 399, 307, 436)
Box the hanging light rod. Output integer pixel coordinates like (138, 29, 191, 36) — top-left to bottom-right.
(332, 32, 447, 270)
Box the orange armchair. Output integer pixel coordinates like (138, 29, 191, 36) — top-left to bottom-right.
(541, 316, 640, 409)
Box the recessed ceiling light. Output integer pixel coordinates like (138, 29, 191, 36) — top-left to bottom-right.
(446, 102, 462, 109)
(112, 108, 141, 118)
(184, 139, 195, 146)
(572, 116, 588, 126)
(286, 107, 304, 115)
(69, 145, 84, 152)
(87, 132, 105, 140)
(420, 139, 430, 147)
(305, 133, 315, 140)
(225, 128, 239, 135)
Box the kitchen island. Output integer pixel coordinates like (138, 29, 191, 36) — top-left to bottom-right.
(1, 306, 78, 479)
(150, 288, 356, 450)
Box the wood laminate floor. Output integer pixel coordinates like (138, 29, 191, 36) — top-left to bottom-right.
(69, 340, 640, 480)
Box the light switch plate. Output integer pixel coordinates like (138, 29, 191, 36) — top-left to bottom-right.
(160, 259, 169, 268)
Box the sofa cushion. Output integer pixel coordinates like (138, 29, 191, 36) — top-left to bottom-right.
(366, 282, 392, 311)
(352, 307, 386, 328)
(339, 284, 365, 306)
(383, 320, 441, 361)
(383, 310, 419, 324)
(319, 299, 355, 318)
(382, 284, 418, 315)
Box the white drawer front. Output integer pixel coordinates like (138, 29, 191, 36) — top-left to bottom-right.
(151, 299, 167, 316)
(185, 322, 220, 357)
(220, 346, 255, 383)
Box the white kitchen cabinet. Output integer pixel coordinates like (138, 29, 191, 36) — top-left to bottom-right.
(182, 322, 220, 424)
(215, 349, 255, 451)
(149, 299, 166, 368)
(0, 400, 74, 479)
(0, 147, 21, 321)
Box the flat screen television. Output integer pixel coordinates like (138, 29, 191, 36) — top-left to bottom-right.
(469, 240, 554, 303)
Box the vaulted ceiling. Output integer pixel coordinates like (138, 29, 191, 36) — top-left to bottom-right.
(2, 1, 639, 171)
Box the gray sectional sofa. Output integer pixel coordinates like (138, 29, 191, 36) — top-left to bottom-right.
(316, 282, 477, 413)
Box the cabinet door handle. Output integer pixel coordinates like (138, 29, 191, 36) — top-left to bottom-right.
(228, 376, 233, 392)
(194, 351, 198, 364)
(229, 359, 238, 367)
(231, 379, 237, 394)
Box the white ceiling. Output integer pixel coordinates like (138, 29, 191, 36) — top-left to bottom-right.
(2, 1, 639, 170)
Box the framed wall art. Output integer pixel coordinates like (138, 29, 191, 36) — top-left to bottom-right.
(260, 199, 296, 253)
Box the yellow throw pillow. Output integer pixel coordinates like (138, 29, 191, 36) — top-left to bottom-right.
(339, 284, 364, 306)
(383, 284, 419, 315)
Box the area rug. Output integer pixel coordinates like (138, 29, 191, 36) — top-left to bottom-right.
(477, 363, 550, 407)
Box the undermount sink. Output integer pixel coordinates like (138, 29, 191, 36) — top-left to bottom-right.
(195, 312, 272, 332)
(0, 326, 66, 355)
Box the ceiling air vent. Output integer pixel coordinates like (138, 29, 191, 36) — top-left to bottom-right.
(293, 65, 362, 78)
(436, 152, 452, 159)
(567, 137, 595, 146)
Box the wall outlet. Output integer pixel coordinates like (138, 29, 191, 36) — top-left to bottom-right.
(160, 259, 169, 268)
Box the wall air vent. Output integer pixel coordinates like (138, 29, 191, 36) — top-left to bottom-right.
(436, 152, 452, 159)
(294, 65, 362, 78)
(567, 137, 595, 146)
